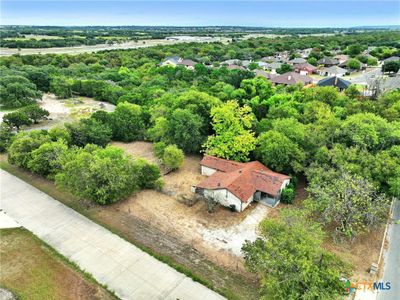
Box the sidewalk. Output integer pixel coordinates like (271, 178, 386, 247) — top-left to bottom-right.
(0, 170, 225, 300)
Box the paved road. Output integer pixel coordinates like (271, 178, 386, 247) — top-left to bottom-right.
(347, 67, 382, 85)
(0, 170, 225, 300)
(377, 200, 400, 300)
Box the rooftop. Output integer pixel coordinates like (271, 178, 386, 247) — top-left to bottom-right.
(197, 156, 290, 202)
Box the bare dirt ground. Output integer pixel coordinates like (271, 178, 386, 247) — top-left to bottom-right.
(324, 226, 385, 281)
(3, 93, 115, 130)
(111, 142, 269, 264)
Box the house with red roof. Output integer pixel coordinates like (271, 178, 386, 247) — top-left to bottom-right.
(193, 156, 290, 212)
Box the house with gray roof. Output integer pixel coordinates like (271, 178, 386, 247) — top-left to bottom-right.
(160, 56, 181, 67)
(319, 66, 347, 77)
(317, 57, 340, 67)
(317, 76, 351, 91)
(289, 57, 307, 65)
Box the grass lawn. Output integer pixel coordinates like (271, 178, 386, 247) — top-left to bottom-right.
(0, 228, 116, 300)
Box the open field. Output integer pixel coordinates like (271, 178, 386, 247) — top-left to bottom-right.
(4, 34, 65, 40)
(0, 93, 115, 129)
(0, 36, 229, 56)
(0, 228, 115, 300)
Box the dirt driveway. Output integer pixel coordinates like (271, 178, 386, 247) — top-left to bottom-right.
(111, 142, 271, 270)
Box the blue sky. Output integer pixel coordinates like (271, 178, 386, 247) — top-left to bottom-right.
(1, 1, 399, 27)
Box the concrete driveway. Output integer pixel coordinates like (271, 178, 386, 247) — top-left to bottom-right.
(0, 170, 225, 300)
(377, 200, 400, 300)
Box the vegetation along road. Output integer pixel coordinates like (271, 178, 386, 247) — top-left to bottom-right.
(0, 170, 225, 300)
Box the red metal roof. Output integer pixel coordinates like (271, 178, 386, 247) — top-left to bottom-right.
(197, 156, 290, 202)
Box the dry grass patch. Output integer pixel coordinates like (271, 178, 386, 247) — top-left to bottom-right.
(0, 228, 114, 300)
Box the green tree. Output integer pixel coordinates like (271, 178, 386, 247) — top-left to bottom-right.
(0, 123, 14, 152)
(166, 109, 205, 153)
(8, 130, 51, 168)
(3, 111, 32, 131)
(28, 140, 68, 178)
(204, 101, 256, 162)
(306, 170, 389, 239)
(347, 44, 363, 57)
(0, 75, 42, 108)
(56, 145, 139, 204)
(339, 113, 395, 150)
(277, 63, 293, 74)
(66, 118, 112, 147)
(347, 58, 361, 70)
(281, 184, 295, 204)
(366, 57, 378, 66)
(162, 144, 184, 170)
(382, 61, 400, 73)
(49, 76, 73, 98)
(256, 130, 305, 174)
(242, 209, 349, 300)
(110, 102, 144, 142)
(20, 104, 50, 124)
(132, 158, 163, 189)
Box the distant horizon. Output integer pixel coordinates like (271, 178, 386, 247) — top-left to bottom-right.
(1, 24, 399, 29)
(1, 1, 399, 27)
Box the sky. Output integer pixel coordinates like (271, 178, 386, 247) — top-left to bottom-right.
(1, 1, 399, 27)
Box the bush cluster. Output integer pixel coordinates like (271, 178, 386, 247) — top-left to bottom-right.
(7, 129, 162, 204)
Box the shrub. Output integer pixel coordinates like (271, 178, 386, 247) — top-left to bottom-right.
(20, 104, 49, 124)
(133, 158, 163, 189)
(154, 141, 167, 159)
(48, 126, 71, 144)
(3, 111, 32, 131)
(66, 118, 112, 147)
(27, 140, 68, 178)
(163, 144, 184, 170)
(0, 123, 14, 152)
(280, 185, 295, 204)
(8, 130, 51, 168)
(56, 145, 139, 204)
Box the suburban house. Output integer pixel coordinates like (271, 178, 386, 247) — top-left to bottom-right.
(294, 62, 317, 75)
(226, 64, 246, 70)
(319, 65, 347, 77)
(160, 57, 197, 69)
(160, 56, 181, 67)
(254, 61, 269, 69)
(334, 54, 350, 64)
(265, 62, 282, 73)
(317, 76, 351, 91)
(221, 59, 242, 66)
(177, 59, 197, 69)
(289, 57, 307, 65)
(261, 56, 282, 63)
(299, 48, 313, 58)
(271, 72, 313, 86)
(193, 156, 290, 211)
(317, 57, 340, 67)
(254, 69, 278, 80)
(382, 56, 400, 63)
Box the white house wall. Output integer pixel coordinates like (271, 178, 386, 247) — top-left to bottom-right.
(201, 166, 217, 176)
(203, 188, 252, 212)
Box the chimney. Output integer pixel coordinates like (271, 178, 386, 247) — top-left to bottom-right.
(217, 183, 221, 187)
(288, 75, 292, 80)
